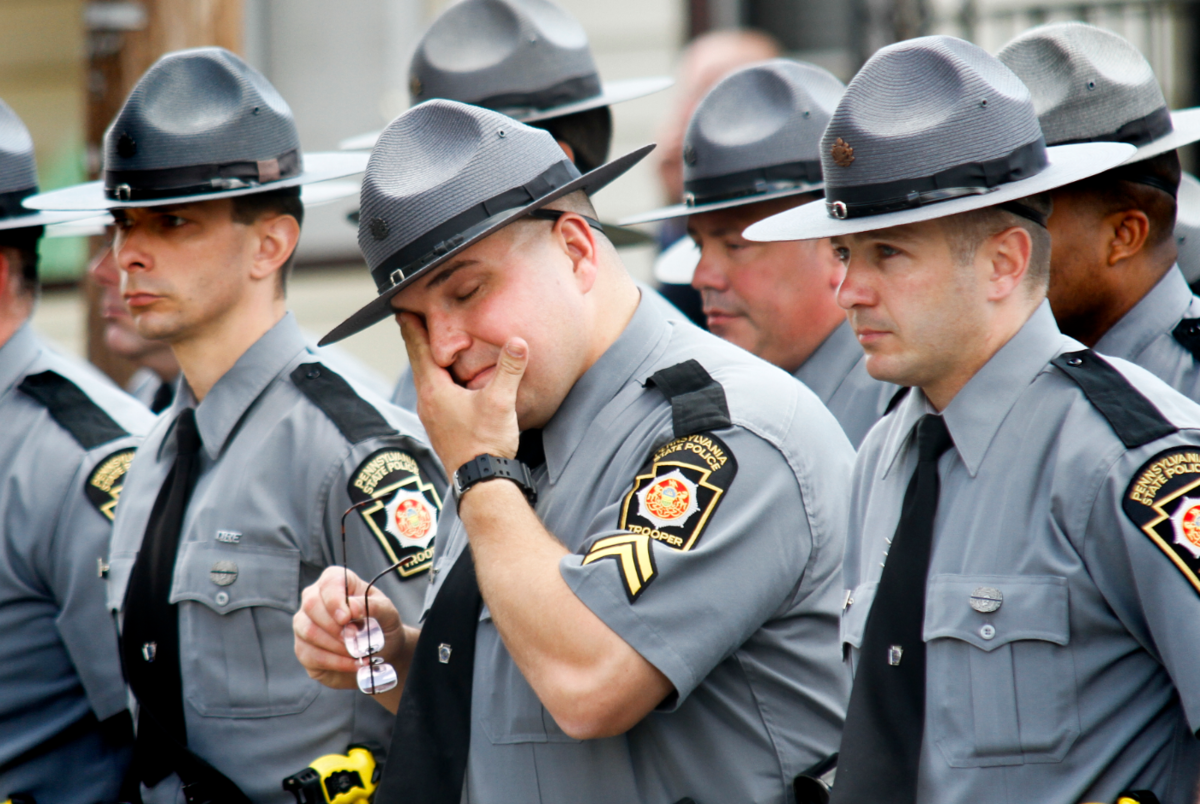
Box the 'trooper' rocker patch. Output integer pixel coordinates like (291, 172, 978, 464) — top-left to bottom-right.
(1124, 446, 1200, 594)
(582, 433, 737, 601)
(349, 449, 443, 579)
(86, 448, 136, 521)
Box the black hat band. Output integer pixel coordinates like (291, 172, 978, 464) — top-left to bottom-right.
(104, 148, 301, 202)
(473, 73, 603, 119)
(824, 138, 1048, 220)
(1056, 104, 1173, 149)
(0, 186, 37, 221)
(684, 159, 823, 207)
(371, 159, 581, 292)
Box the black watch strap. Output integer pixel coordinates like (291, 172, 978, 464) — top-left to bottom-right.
(454, 454, 537, 505)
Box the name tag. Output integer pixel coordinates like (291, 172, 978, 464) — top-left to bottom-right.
(216, 530, 242, 544)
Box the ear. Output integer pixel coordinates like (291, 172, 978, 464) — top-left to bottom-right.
(984, 226, 1032, 302)
(248, 213, 300, 282)
(553, 212, 601, 295)
(1106, 209, 1151, 265)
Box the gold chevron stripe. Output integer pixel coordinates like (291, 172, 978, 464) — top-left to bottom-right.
(582, 533, 657, 601)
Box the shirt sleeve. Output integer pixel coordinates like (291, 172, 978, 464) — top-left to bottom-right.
(559, 427, 826, 705)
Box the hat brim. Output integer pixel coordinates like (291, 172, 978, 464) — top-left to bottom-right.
(319, 142, 655, 346)
(338, 76, 674, 151)
(22, 152, 369, 211)
(745, 142, 1135, 242)
(0, 208, 105, 232)
(619, 182, 824, 225)
(653, 237, 701, 284)
(1124, 107, 1200, 164)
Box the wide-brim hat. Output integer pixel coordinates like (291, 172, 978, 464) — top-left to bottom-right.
(321, 99, 651, 345)
(621, 59, 843, 226)
(746, 36, 1135, 243)
(653, 236, 701, 284)
(997, 22, 1200, 169)
(339, 0, 669, 152)
(24, 47, 368, 211)
(0, 98, 98, 229)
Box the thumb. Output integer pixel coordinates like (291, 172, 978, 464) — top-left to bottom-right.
(487, 337, 528, 404)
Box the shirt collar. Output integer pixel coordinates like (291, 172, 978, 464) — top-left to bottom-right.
(172, 312, 306, 461)
(793, 319, 860, 403)
(541, 291, 672, 482)
(880, 301, 1072, 478)
(0, 323, 40, 396)
(1094, 265, 1192, 360)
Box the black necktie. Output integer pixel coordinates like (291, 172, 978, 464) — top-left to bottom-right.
(377, 430, 544, 804)
(121, 408, 201, 787)
(832, 414, 954, 804)
(150, 380, 175, 415)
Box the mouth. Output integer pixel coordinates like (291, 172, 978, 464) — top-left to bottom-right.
(456, 364, 496, 391)
(854, 327, 891, 346)
(123, 292, 162, 310)
(703, 309, 740, 328)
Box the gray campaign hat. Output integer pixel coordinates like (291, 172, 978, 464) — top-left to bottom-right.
(26, 47, 366, 211)
(997, 22, 1200, 171)
(321, 100, 652, 345)
(339, 0, 671, 151)
(621, 59, 843, 225)
(746, 36, 1134, 243)
(0, 100, 93, 231)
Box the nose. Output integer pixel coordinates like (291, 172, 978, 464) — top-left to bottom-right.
(690, 244, 727, 292)
(424, 311, 472, 370)
(88, 244, 120, 287)
(836, 255, 875, 311)
(113, 222, 151, 275)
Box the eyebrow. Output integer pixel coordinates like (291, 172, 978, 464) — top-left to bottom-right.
(423, 259, 478, 290)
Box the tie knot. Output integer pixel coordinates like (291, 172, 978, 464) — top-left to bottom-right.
(516, 429, 545, 469)
(174, 408, 202, 456)
(916, 414, 952, 463)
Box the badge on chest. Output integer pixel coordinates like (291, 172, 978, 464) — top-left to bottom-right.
(349, 449, 443, 579)
(1124, 446, 1200, 594)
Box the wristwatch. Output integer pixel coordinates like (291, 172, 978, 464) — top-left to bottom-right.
(454, 454, 538, 505)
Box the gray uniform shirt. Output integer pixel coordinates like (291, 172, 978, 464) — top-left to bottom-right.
(107, 313, 445, 804)
(0, 324, 153, 803)
(845, 302, 1200, 803)
(1095, 265, 1200, 400)
(423, 296, 853, 804)
(794, 319, 897, 448)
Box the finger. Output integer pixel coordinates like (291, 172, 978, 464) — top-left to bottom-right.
(398, 312, 436, 388)
(297, 584, 352, 654)
(484, 337, 528, 410)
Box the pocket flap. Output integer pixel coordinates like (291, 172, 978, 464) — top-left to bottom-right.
(924, 574, 1068, 652)
(169, 541, 300, 614)
(841, 581, 878, 649)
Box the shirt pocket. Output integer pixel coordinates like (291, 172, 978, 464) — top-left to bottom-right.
(169, 541, 318, 718)
(923, 574, 1079, 768)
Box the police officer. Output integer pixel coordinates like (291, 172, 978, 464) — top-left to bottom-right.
(999, 23, 1200, 399)
(748, 35, 1200, 802)
(0, 99, 153, 803)
(295, 99, 853, 803)
(27, 48, 445, 804)
(622, 59, 897, 447)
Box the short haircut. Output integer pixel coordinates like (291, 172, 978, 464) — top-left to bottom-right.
(942, 193, 1054, 287)
(0, 225, 43, 298)
(230, 186, 304, 295)
(1072, 150, 1181, 248)
(532, 106, 613, 174)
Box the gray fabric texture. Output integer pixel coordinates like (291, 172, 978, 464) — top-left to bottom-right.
(997, 22, 1165, 147)
(105, 47, 300, 174)
(685, 59, 843, 184)
(820, 35, 1043, 189)
(0, 99, 37, 193)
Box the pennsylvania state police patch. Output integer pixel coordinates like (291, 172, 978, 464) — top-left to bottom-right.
(1124, 446, 1200, 594)
(349, 449, 443, 580)
(86, 448, 135, 521)
(582, 433, 737, 601)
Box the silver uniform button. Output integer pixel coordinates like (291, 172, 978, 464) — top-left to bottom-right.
(969, 586, 1003, 613)
(215, 591, 230, 606)
(210, 561, 238, 586)
(980, 624, 996, 640)
(438, 643, 452, 664)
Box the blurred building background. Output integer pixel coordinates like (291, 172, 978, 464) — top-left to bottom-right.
(4, 0, 1197, 383)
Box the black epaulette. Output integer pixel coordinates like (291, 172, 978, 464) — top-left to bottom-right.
(1052, 350, 1177, 449)
(884, 386, 911, 415)
(291, 362, 396, 443)
(647, 359, 731, 437)
(1172, 318, 1200, 360)
(18, 370, 128, 450)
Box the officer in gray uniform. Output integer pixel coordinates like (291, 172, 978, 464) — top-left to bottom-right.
(621, 59, 896, 447)
(27, 49, 445, 804)
(296, 99, 853, 804)
(999, 23, 1200, 400)
(357, 0, 681, 411)
(0, 99, 153, 804)
(748, 35, 1200, 803)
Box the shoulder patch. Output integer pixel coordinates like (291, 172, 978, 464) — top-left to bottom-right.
(348, 448, 443, 579)
(1052, 350, 1177, 449)
(18, 371, 128, 449)
(291, 362, 395, 444)
(648, 359, 731, 437)
(1124, 446, 1200, 594)
(1173, 318, 1200, 360)
(86, 447, 136, 521)
(582, 432, 737, 601)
